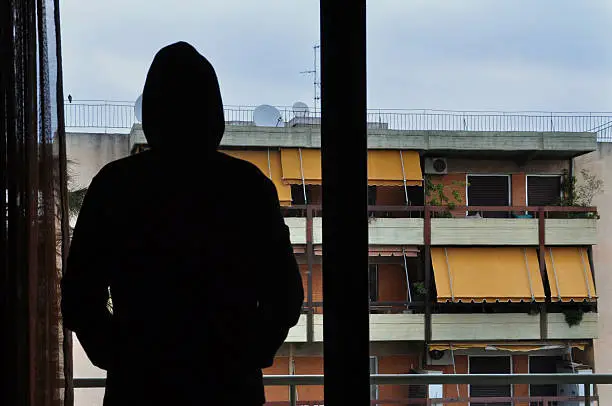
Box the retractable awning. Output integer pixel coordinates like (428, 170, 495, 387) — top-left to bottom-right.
(221, 149, 292, 205)
(429, 342, 587, 352)
(431, 247, 546, 303)
(280, 148, 423, 186)
(367, 150, 422, 186)
(545, 247, 597, 302)
(298, 245, 419, 257)
(280, 148, 322, 185)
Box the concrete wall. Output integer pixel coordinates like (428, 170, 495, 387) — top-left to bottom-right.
(66, 132, 130, 190)
(67, 132, 129, 406)
(431, 314, 541, 341)
(575, 143, 612, 404)
(547, 313, 599, 340)
(288, 217, 597, 246)
(130, 124, 596, 156)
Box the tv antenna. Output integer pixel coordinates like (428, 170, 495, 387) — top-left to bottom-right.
(300, 44, 320, 113)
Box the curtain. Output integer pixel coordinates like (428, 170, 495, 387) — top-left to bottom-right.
(1, 0, 72, 404)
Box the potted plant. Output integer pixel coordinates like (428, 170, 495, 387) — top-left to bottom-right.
(554, 169, 603, 219)
(424, 176, 465, 218)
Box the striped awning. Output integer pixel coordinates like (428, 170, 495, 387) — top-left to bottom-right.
(220, 149, 292, 205)
(545, 247, 597, 302)
(431, 247, 546, 303)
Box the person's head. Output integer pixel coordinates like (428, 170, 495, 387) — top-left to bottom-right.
(142, 41, 225, 155)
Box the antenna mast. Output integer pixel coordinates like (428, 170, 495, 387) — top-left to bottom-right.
(300, 44, 321, 113)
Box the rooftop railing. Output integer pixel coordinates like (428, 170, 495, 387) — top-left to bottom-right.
(74, 373, 610, 405)
(63, 101, 612, 141)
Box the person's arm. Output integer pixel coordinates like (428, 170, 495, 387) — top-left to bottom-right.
(254, 179, 304, 368)
(61, 171, 113, 370)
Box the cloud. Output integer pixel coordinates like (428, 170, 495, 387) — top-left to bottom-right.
(60, 0, 612, 111)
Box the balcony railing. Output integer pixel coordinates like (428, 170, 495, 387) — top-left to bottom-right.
(286, 204, 598, 342)
(63, 101, 612, 141)
(74, 373, 610, 405)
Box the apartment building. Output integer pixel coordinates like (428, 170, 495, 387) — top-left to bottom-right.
(67, 114, 601, 405)
(124, 122, 600, 405)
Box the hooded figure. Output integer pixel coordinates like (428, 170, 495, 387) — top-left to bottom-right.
(61, 42, 304, 406)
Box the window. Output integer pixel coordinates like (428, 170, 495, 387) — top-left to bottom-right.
(369, 264, 379, 302)
(369, 356, 379, 401)
(467, 175, 510, 218)
(291, 184, 312, 205)
(469, 356, 511, 406)
(529, 356, 563, 406)
(527, 175, 562, 206)
(406, 185, 425, 206)
(368, 186, 377, 206)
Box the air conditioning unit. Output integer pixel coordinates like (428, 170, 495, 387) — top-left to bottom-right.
(424, 157, 448, 175)
(426, 350, 453, 366)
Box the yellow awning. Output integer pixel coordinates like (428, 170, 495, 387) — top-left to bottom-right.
(280, 148, 423, 186)
(280, 148, 322, 185)
(221, 149, 292, 206)
(429, 342, 586, 352)
(368, 150, 422, 186)
(545, 247, 597, 302)
(431, 247, 546, 303)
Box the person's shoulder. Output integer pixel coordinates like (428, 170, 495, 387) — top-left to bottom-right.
(93, 150, 156, 184)
(216, 151, 274, 187)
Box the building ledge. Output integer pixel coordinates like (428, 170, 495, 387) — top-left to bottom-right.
(128, 124, 597, 158)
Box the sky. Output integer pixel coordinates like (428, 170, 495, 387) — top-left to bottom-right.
(60, 0, 612, 112)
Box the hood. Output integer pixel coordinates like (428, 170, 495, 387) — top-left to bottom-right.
(142, 42, 225, 155)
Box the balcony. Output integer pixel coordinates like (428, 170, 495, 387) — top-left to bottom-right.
(286, 314, 309, 343)
(303, 310, 598, 342)
(431, 313, 541, 341)
(74, 373, 608, 405)
(311, 313, 426, 342)
(285, 205, 598, 247)
(286, 205, 598, 343)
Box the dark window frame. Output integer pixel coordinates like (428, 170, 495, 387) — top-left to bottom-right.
(368, 264, 379, 302)
(469, 355, 512, 406)
(467, 174, 512, 218)
(526, 174, 563, 206)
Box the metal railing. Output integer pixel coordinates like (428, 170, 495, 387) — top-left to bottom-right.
(63, 101, 612, 141)
(74, 373, 610, 405)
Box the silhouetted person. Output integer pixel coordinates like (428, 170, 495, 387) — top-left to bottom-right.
(61, 42, 304, 405)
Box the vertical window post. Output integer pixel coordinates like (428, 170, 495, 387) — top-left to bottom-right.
(320, 0, 369, 404)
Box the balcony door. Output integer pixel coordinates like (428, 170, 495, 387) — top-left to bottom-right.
(469, 356, 512, 406)
(467, 175, 511, 218)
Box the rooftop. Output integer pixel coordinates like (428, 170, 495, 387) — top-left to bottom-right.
(64, 101, 612, 141)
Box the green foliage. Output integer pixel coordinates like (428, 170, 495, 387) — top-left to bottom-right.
(425, 176, 466, 218)
(412, 281, 428, 298)
(563, 308, 584, 327)
(556, 169, 603, 219)
(66, 159, 88, 217)
(68, 187, 88, 217)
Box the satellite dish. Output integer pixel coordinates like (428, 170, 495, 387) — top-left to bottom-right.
(134, 94, 143, 122)
(253, 104, 283, 127)
(292, 101, 309, 118)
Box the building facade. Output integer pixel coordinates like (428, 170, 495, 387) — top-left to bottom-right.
(70, 121, 602, 405)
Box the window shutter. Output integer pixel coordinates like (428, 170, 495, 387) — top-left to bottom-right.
(468, 176, 509, 206)
(470, 356, 512, 406)
(527, 176, 561, 206)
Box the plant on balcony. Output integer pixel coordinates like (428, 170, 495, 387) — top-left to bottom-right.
(555, 169, 603, 219)
(425, 177, 465, 218)
(67, 159, 88, 217)
(563, 307, 584, 327)
(412, 281, 428, 301)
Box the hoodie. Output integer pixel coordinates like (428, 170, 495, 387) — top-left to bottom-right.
(142, 41, 225, 155)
